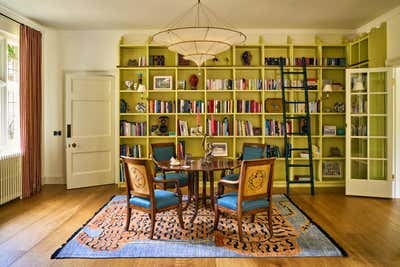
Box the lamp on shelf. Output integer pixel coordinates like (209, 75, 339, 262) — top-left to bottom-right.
(151, 0, 246, 66)
(322, 83, 333, 98)
(353, 76, 365, 91)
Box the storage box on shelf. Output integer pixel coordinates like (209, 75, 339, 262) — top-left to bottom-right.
(117, 39, 347, 187)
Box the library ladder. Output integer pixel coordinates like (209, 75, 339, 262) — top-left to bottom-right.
(279, 57, 315, 195)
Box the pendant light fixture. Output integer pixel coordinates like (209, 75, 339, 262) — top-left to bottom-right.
(151, 0, 246, 66)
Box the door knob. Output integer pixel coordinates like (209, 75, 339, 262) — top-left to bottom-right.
(71, 143, 77, 148)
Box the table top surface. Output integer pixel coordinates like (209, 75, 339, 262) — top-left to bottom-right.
(156, 158, 241, 172)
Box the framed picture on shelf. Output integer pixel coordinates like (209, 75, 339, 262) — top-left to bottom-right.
(322, 161, 342, 177)
(265, 98, 283, 113)
(153, 76, 173, 90)
(211, 142, 228, 157)
(323, 125, 336, 136)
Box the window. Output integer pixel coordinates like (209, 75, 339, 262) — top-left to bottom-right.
(0, 36, 19, 151)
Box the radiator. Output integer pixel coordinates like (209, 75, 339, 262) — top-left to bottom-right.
(0, 152, 22, 205)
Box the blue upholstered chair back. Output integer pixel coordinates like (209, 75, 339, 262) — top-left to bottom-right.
(152, 143, 176, 173)
(242, 144, 265, 160)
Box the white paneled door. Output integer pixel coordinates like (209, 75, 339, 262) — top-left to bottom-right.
(65, 73, 115, 189)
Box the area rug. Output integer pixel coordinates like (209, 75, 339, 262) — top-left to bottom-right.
(52, 194, 346, 258)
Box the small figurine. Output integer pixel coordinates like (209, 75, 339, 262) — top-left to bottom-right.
(241, 51, 252, 65)
(124, 80, 133, 90)
(135, 102, 146, 112)
(189, 74, 199, 90)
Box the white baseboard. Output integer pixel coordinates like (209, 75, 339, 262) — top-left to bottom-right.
(42, 177, 66, 185)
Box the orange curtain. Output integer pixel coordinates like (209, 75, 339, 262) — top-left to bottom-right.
(19, 25, 42, 198)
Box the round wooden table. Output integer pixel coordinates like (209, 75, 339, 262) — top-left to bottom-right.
(155, 158, 241, 222)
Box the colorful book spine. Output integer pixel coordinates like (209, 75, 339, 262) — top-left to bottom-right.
(206, 116, 231, 136)
(235, 79, 263, 90)
(120, 144, 142, 158)
(206, 79, 233, 90)
(148, 100, 176, 113)
(236, 100, 261, 113)
(120, 121, 147, 136)
(178, 99, 205, 113)
(207, 99, 233, 113)
(265, 119, 291, 136)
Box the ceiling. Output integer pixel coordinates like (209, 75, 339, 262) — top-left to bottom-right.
(1, 0, 400, 30)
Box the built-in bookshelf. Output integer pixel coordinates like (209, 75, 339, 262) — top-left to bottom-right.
(117, 38, 349, 187)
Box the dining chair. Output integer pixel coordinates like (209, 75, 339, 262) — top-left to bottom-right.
(150, 142, 192, 207)
(121, 157, 185, 239)
(221, 143, 266, 182)
(214, 158, 275, 241)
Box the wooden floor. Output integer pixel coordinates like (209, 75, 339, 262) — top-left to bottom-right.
(0, 185, 399, 267)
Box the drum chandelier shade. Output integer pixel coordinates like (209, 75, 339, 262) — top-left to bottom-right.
(151, 0, 246, 66)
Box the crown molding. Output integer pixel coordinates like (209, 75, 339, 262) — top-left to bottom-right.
(357, 5, 400, 34)
(0, 4, 43, 32)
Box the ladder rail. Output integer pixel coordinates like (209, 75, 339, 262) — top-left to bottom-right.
(279, 57, 315, 195)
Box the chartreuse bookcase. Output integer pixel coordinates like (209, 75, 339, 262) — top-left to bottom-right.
(117, 38, 350, 188)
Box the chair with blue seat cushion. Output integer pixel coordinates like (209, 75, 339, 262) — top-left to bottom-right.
(220, 143, 266, 183)
(151, 142, 191, 209)
(214, 158, 275, 241)
(121, 157, 184, 239)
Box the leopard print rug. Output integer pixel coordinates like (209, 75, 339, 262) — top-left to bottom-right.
(75, 199, 302, 256)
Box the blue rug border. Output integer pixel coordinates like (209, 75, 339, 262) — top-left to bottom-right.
(51, 194, 347, 259)
(283, 194, 347, 257)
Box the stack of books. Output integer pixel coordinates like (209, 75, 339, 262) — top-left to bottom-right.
(264, 57, 289, 66)
(120, 121, 147, 136)
(206, 79, 233, 90)
(235, 79, 263, 90)
(148, 100, 175, 113)
(265, 119, 291, 136)
(206, 117, 231, 136)
(120, 144, 142, 158)
(236, 120, 259, 136)
(322, 57, 346, 66)
(291, 100, 320, 113)
(207, 99, 233, 113)
(264, 79, 290, 90)
(236, 99, 261, 113)
(294, 57, 318, 66)
(178, 99, 205, 113)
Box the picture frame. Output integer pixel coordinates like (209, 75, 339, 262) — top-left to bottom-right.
(211, 142, 228, 157)
(153, 76, 173, 90)
(323, 125, 336, 136)
(265, 98, 283, 113)
(322, 161, 342, 177)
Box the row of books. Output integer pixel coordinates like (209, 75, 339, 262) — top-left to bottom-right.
(120, 121, 147, 136)
(235, 79, 263, 90)
(351, 124, 367, 136)
(351, 95, 367, 113)
(264, 57, 290, 66)
(120, 144, 142, 158)
(148, 100, 175, 113)
(322, 57, 346, 66)
(206, 79, 318, 90)
(206, 117, 231, 136)
(207, 99, 233, 113)
(177, 120, 190, 136)
(265, 119, 292, 136)
(177, 100, 205, 113)
(294, 57, 318, 66)
(266, 145, 281, 158)
(137, 56, 146, 66)
(149, 55, 165, 66)
(290, 100, 320, 113)
(237, 100, 262, 113)
(236, 120, 261, 136)
(177, 141, 185, 159)
(206, 79, 233, 90)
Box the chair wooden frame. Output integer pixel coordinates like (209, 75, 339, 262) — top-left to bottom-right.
(214, 158, 275, 241)
(122, 157, 185, 239)
(151, 142, 193, 209)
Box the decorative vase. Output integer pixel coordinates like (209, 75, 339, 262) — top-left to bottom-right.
(189, 74, 199, 90)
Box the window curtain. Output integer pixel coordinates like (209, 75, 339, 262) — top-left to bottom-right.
(19, 25, 42, 198)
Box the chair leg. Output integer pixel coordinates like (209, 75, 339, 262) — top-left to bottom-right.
(177, 203, 185, 230)
(214, 206, 220, 231)
(250, 214, 255, 223)
(268, 208, 273, 237)
(237, 214, 243, 242)
(125, 206, 131, 231)
(149, 212, 156, 239)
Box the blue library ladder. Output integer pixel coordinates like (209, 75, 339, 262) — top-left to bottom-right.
(279, 57, 315, 195)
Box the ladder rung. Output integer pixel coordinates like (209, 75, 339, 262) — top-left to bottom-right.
(283, 71, 304, 75)
(286, 116, 308, 120)
(286, 132, 307, 136)
(284, 86, 305, 89)
(285, 101, 307, 104)
(288, 164, 311, 168)
(289, 147, 309, 151)
(289, 180, 312, 184)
